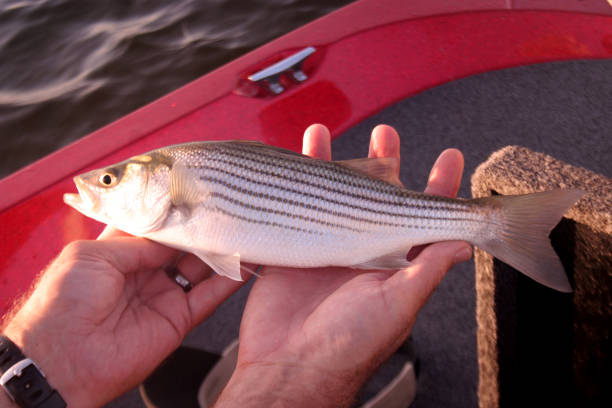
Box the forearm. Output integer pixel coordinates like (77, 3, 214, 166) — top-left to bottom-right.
(1, 288, 96, 408)
(214, 363, 362, 408)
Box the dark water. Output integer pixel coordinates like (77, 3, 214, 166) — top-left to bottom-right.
(0, 0, 354, 179)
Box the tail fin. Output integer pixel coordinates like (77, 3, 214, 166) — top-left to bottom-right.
(475, 189, 585, 292)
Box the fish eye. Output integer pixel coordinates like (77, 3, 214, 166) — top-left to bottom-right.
(99, 172, 117, 187)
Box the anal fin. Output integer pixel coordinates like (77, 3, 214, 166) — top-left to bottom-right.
(192, 251, 243, 281)
(190, 251, 262, 281)
(351, 248, 412, 270)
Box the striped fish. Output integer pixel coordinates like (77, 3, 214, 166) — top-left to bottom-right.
(63, 141, 583, 292)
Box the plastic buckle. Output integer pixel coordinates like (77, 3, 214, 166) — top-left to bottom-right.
(0, 358, 44, 401)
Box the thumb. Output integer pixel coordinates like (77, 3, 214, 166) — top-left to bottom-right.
(383, 241, 471, 323)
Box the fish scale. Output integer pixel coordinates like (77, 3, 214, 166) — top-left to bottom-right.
(64, 140, 584, 292)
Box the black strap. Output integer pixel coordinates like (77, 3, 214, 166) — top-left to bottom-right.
(0, 335, 26, 371)
(0, 335, 66, 408)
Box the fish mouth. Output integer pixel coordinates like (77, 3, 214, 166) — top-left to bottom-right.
(63, 176, 95, 214)
(63, 192, 82, 208)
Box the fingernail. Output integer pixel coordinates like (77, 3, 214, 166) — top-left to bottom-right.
(454, 245, 472, 265)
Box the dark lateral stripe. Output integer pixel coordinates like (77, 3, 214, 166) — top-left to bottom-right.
(212, 194, 448, 234)
(199, 156, 473, 216)
(202, 142, 472, 213)
(202, 163, 476, 222)
(171, 142, 471, 211)
(215, 145, 472, 212)
(201, 173, 475, 228)
(202, 162, 405, 217)
(223, 142, 355, 175)
(210, 191, 441, 232)
(213, 206, 320, 235)
(217, 145, 406, 197)
(212, 192, 361, 232)
(222, 143, 473, 209)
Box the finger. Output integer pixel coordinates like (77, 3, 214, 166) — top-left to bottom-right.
(186, 274, 245, 325)
(71, 237, 179, 275)
(425, 148, 464, 197)
(175, 253, 212, 282)
(97, 225, 131, 240)
(303, 124, 332, 160)
(368, 125, 400, 161)
(368, 125, 402, 186)
(383, 240, 472, 325)
(410, 240, 472, 286)
(408, 149, 465, 259)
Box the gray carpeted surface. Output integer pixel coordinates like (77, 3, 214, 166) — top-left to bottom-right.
(107, 59, 612, 407)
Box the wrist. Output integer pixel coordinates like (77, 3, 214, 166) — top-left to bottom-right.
(214, 362, 362, 408)
(0, 388, 14, 407)
(2, 320, 80, 407)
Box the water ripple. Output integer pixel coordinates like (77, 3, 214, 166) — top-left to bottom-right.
(0, 0, 353, 178)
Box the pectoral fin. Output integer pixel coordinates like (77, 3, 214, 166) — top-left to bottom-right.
(192, 250, 244, 281)
(336, 157, 401, 185)
(170, 163, 206, 211)
(351, 248, 412, 270)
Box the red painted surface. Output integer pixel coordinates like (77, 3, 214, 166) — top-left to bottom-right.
(1, 0, 612, 313)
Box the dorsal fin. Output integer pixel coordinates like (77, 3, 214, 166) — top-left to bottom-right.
(228, 140, 307, 158)
(335, 157, 401, 185)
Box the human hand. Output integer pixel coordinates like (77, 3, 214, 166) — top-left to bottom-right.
(2, 229, 244, 407)
(215, 124, 472, 408)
